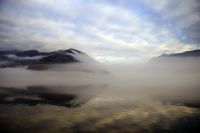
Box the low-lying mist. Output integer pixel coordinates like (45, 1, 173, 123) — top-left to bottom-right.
(0, 57, 200, 107)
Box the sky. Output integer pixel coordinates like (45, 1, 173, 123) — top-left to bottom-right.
(0, 0, 199, 62)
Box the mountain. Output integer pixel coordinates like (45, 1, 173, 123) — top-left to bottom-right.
(0, 50, 20, 56)
(152, 49, 200, 62)
(159, 49, 200, 58)
(0, 48, 93, 69)
(0, 50, 48, 57)
(36, 49, 90, 64)
(27, 49, 94, 70)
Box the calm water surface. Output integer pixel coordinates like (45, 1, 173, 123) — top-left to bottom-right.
(0, 85, 199, 133)
(0, 66, 200, 133)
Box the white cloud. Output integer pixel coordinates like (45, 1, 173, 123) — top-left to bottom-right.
(0, 0, 199, 62)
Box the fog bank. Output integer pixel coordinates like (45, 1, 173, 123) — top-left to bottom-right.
(0, 58, 200, 106)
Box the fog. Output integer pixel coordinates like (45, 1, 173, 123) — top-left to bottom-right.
(0, 58, 200, 132)
(0, 57, 200, 106)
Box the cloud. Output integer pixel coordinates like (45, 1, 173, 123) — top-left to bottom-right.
(0, 0, 199, 62)
(142, 0, 200, 43)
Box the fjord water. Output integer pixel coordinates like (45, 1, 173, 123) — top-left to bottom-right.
(0, 60, 200, 133)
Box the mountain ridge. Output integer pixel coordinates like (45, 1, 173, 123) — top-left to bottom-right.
(159, 49, 200, 58)
(151, 49, 200, 63)
(0, 48, 93, 69)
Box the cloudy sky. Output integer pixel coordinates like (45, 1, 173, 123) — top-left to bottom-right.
(0, 0, 199, 62)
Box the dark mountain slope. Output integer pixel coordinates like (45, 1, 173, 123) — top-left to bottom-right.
(159, 49, 200, 58)
(151, 49, 200, 63)
(0, 49, 93, 69)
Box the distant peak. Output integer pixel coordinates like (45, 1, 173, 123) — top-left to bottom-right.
(24, 50, 39, 53)
(64, 48, 86, 55)
(151, 49, 200, 62)
(161, 49, 200, 57)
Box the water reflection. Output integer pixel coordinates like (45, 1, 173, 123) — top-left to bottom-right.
(0, 96, 199, 133)
(0, 84, 199, 132)
(0, 85, 107, 108)
(0, 62, 200, 132)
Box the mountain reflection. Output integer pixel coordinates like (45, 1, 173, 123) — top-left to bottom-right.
(0, 85, 105, 108)
(0, 59, 200, 132)
(0, 96, 199, 133)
